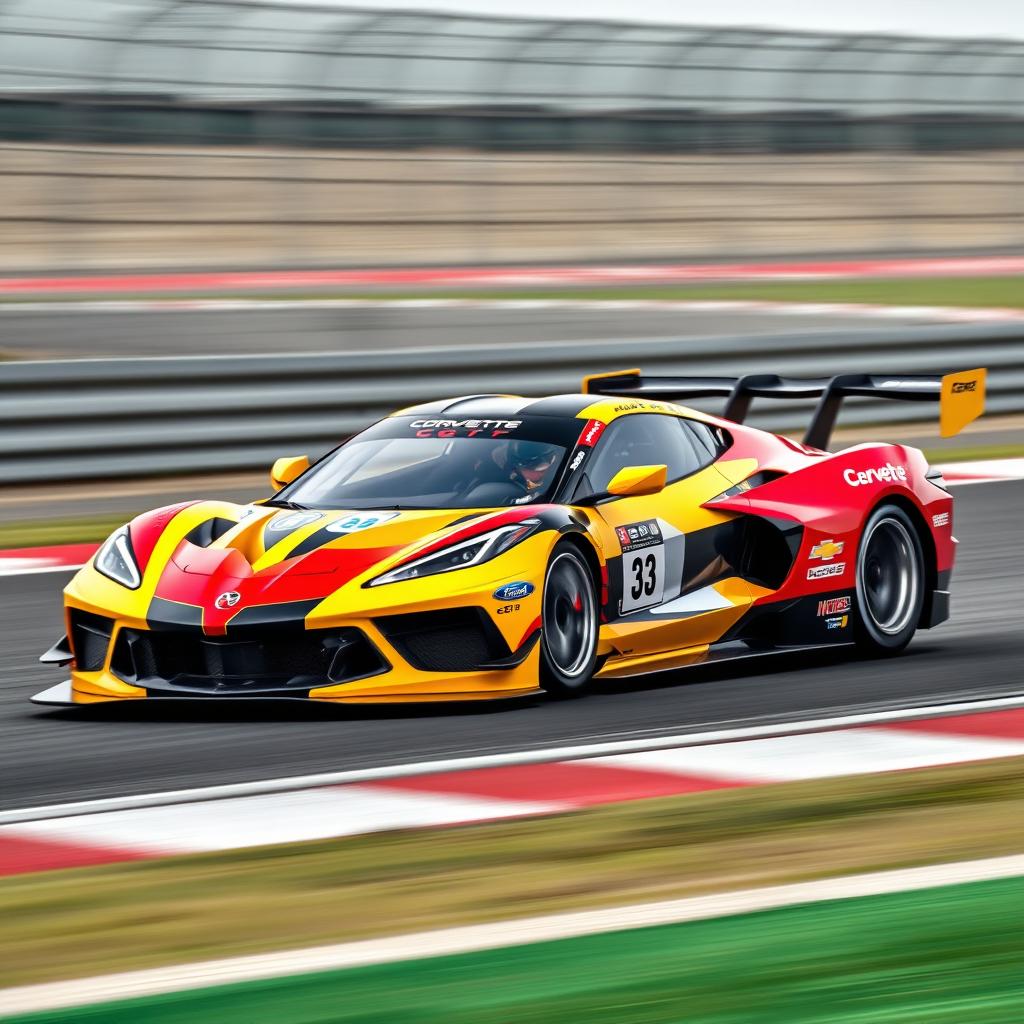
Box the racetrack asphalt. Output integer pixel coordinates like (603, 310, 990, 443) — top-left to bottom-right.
(0, 303, 954, 360)
(1, 481, 1021, 812)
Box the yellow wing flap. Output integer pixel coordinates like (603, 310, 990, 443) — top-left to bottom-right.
(940, 368, 986, 437)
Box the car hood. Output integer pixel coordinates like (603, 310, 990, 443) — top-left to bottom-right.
(121, 501, 541, 632)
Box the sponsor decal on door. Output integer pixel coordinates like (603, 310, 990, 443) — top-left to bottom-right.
(617, 519, 666, 614)
(808, 562, 846, 580)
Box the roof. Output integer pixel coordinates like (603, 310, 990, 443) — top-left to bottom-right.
(393, 394, 597, 419)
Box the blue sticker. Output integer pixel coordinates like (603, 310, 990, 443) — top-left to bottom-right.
(493, 581, 534, 601)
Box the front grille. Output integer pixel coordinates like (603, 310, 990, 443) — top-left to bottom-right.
(375, 607, 509, 672)
(69, 610, 114, 671)
(110, 627, 388, 695)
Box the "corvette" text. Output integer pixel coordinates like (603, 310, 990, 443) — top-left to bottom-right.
(843, 463, 907, 487)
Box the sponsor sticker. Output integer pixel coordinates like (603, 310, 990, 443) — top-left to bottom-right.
(808, 562, 846, 580)
(568, 449, 587, 472)
(826, 615, 849, 630)
(410, 418, 520, 438)
(215, 591, 241, 609)
(577, 419, 606, 447)
(493, 581, 534, 601)
(617, 520, 661, 553)
(843, 463, 908, 488)
(611, 400, 670, 414)
(267, 511, 322, 532)
(818, 596, 852, 616)
(932, 511, 951, 528)
(325, 512, 399, 534)
(810, 539, 845, 561)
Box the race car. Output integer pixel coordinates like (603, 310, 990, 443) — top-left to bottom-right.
(32, 367, 985, 706)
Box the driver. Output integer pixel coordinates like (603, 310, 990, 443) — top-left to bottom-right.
(507, 440, 560, 494)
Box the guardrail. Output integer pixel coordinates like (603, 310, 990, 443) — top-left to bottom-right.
(1, 323, 1021, 484)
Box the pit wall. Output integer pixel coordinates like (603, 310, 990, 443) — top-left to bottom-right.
(4, 144, 1021, 272)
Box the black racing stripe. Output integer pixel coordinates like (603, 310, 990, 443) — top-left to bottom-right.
(438, 396, 535, 417)
(394, 397, 464, 417)
(396, 395, 519, 419)
(147, 598, 203, 631)
(522, 394, 596, 417)
(447, 511, 489, 529)
(226, 600, 322, 633)
(286, 526, 338, 559)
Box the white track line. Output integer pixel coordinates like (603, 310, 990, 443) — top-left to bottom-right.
(4, 853, 1023, 1016)
(2, 298, 1024, 322)
(4, 693, 1024, 825)
(0, 563, 87, 577)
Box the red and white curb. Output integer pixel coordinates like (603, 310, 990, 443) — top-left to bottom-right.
(0, 543, 100, 577)
(933, 457, 1024, 486)
(1, 460, 1019, 580)
(3, 297, 1024, 323)
(3, 703, 1024, 877)
(2, 254, 1023, 297)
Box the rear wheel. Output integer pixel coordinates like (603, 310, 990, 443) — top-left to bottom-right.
(539, 544, 598, 697)
(855, 504, 925, 654)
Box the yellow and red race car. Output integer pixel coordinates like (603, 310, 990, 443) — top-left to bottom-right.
(33, 368, 984, 706)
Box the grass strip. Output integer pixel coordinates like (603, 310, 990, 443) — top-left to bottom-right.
(3, 274, 1021, 308)
(7, 874, 1024, 1024)
(2, 757, 1023, 989)
(340, 274, 1024, 308)
(0, 514, 132, 550)
(922, 443, 1023, 464)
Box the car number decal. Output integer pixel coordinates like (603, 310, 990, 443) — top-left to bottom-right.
(326, 511, 399, 534)
(616, 519, 666, 614)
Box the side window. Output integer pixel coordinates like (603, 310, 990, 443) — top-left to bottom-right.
(684, 420, 731, 461)
(585, 414, 714, 494)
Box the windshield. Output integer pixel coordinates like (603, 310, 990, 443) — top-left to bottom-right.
(275, 417, 578, 510)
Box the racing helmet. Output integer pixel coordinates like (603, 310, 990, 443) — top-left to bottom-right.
(508, 440, 559, 487)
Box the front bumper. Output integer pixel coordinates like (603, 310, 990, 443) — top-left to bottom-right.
(38, 602, 543, 706)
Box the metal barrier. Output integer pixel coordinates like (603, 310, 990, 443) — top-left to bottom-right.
(1, 323, 1021, 484)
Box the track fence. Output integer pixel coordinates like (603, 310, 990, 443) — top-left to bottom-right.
(2, 323, 1021, 484)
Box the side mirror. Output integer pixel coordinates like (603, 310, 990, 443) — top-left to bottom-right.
(270, 455, 310, 491)
(606, 464, 667, 498)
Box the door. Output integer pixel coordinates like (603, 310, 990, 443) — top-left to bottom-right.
(582, 413, 754, 658)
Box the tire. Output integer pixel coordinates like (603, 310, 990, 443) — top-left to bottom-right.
(854, 504, 925, 654)
(539, 543, 599, 697)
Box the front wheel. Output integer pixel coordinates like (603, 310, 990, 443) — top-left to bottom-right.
(539, 544, 599, 697)
(855, 504, 925, 654)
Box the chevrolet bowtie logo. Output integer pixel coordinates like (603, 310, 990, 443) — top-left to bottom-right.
(810, 539, 845, 561)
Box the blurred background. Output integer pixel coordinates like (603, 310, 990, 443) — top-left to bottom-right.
(1, 6, 1023, 1018)
(1, 0, 1022, 270)
(0, 0, 1021, 491)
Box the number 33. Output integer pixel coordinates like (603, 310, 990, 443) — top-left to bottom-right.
(630, 554, 657, 600)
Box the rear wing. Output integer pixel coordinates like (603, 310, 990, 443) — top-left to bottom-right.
(582, 368, 986, 451)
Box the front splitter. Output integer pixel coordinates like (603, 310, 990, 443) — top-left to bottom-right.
(29, 680, 75, 706)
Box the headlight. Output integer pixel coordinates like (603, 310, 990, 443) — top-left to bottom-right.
(94, 525, 142, 589)
(368, 521, 539, 587)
